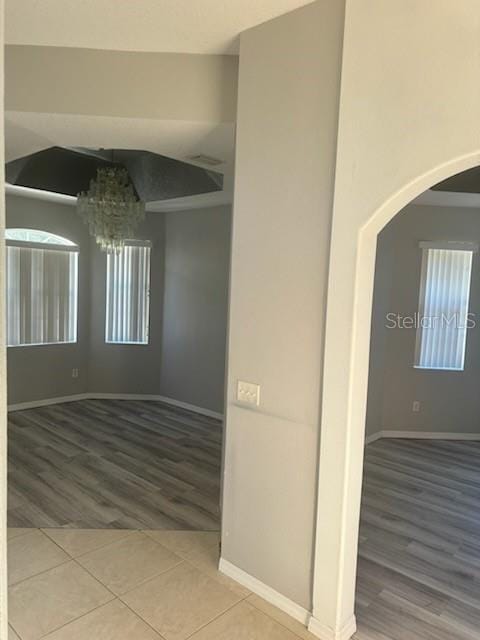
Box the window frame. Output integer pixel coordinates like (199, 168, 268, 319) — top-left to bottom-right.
(6, 229, 79, 348)
(104, 240, 151, 346)
(413, 241, 476, 372)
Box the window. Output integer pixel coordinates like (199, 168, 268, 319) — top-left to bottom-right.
(105, 242, 151, 344)
(414, 242, 475, 371)
(6, 229, 79, 347)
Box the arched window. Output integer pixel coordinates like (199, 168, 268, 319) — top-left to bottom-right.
(5, 228, 79, 346)
(5, 229, 76, 246)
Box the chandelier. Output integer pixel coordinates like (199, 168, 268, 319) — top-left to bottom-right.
(77, 167, 145, 253)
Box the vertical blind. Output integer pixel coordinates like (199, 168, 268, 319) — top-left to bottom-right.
(105, 243, 151, 344)
(415, 246, 474, 370)
(6, 245, 78, 346)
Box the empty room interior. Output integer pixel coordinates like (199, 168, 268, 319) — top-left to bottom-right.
(357, 168, 480, 639)
(3, 2, 480, 640)
(5, 28, 238, 640)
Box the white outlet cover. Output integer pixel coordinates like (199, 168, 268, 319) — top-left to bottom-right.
(237, 380, 260, 406)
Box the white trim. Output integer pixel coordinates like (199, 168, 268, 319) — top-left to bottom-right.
(219, 558, 310, 626)
(6, 240, 79, 252)
(364, 431, 382, 445)
(313, 152, 480, 635)
(6, 183, 77, 206)
(365, 429, 480, 442)
(8, 393, 90, 412)
(413, 189, 480, 209)
(308, 615, 357, 640)
(419, 240, 478, 252)
(8, 392, 224, 420)
(90, 393, 224, 420)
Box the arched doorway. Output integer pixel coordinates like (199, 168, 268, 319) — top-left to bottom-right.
(309, 152, 480, 640)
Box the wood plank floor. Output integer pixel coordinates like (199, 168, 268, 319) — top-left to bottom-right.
(8, 399, 222, 530)
(355, 438, 480, 640)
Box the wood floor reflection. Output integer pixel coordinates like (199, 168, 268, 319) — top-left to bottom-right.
(8, 399, 222, 530)
(355, 438, 480, 639)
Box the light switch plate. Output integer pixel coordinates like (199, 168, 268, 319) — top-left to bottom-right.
(237, 380, 260, 406)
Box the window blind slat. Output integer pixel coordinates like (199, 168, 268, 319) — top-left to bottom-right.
(105, 244, 150, 344)
(6, 244, 78, 347)
(415, 248, 472, 370)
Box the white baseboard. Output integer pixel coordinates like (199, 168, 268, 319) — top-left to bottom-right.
(308, 615, 357, 640)
(153, 394, 223, 421)
(366, 429, 480, 443)
(364, 431, 382, 445)
(8, 393, 90, 412)
(8, 392, 224, 420)
(219, 558, 310, 627)
(88, 393, 223, 420)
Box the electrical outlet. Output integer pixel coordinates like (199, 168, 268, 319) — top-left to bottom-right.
(412, 400, 420, 413)
(237, 380, 260, 406)
(72, 368, 79, 379)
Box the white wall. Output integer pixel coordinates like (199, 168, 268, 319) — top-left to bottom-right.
(0, 4, 8, 636)
(366, 203, 480, 436)
(6, 46, 238, 123)
(313, 0, 480, 635)
(221, 0, 345, 609)
(160, 206, 231, 414)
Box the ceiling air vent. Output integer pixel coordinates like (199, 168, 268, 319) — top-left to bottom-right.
(188, 154, 223, 167)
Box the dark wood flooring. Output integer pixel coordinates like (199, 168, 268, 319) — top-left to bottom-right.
(8, 399, 222, 530)
(355, 438, 480, 639)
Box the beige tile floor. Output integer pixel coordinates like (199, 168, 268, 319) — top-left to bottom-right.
(7, 528, 316, 640)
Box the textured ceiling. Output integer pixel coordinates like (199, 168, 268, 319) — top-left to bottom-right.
(6, 0, 314, 54)
(5, 112, 236, 211)
(6, 147, 223, 201)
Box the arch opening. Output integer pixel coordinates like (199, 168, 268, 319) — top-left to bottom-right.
(311, 151, 480, 640)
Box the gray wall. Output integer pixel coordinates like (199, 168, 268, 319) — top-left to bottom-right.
(366, 203, 480, 435)
(160, 207, 231, 414)
(221, 0, 345, 609)
(88, 214, 166, 395)
(7, 194, 231, 412)
(6, 194, 91, 403)
(365, 222, 395, 435)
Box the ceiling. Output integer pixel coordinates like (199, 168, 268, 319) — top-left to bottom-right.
(432, 166, 480, 194)
(6, 0, 315, 54)
(413, 189, 480, 208)
(6, 146, 223, 201)
(5, 0, 313, 211)
(413, 169, 480, 208)
(5, 112, 235, 212)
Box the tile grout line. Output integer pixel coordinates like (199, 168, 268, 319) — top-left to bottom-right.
(8, 556, 71, 588)
(67, 549, 240, 640)
(7, 530, 33, 543)
(78, 536, 247, 637)
(184, 596, 251, 639)
(9, 529, 118, 639)
(246, 595, 313, 639)
(40, 527, 137, 559)
(11, 530, 259, 640)
(120, 599, 169, 640)
(35, 597, 167, 640)
(10, 535, 311, 640)
(9, 622, 23, 640)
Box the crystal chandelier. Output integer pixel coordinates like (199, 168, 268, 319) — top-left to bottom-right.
(77, 167, 145, 253)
